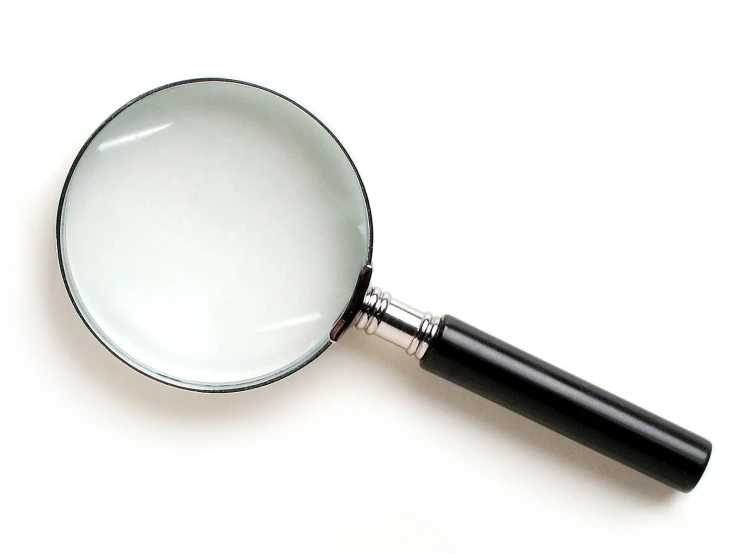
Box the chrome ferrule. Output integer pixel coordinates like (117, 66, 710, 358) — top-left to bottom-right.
(354, 286, 441, 360)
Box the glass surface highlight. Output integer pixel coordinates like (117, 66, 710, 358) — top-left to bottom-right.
(58, 80, 371, 391)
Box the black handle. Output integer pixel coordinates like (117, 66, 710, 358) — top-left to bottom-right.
(420, 315, 712, 492)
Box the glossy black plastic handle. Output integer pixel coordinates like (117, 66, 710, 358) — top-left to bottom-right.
(420, 316, 712, 492)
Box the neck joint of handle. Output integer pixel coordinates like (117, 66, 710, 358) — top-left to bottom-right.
(354, 286, 441, 360)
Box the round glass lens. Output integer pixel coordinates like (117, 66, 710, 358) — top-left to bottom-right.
(58, 80, 372, 391)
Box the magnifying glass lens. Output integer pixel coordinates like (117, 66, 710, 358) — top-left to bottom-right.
(58, 81, 371, 391)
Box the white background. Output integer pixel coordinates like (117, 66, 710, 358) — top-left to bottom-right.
(1, 2, 737, 552)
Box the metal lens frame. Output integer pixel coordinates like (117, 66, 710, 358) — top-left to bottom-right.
(56, 78, 374, 392)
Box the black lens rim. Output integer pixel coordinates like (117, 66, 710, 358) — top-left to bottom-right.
(56, 77, 374, 393)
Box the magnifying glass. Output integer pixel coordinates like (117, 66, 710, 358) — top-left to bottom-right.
(57, 78, 711, 492)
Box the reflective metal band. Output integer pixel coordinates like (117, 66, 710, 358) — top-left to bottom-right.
(354, 286, 441, 360)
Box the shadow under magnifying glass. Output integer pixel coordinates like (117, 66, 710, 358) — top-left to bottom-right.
(43, 168, 677, 503)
